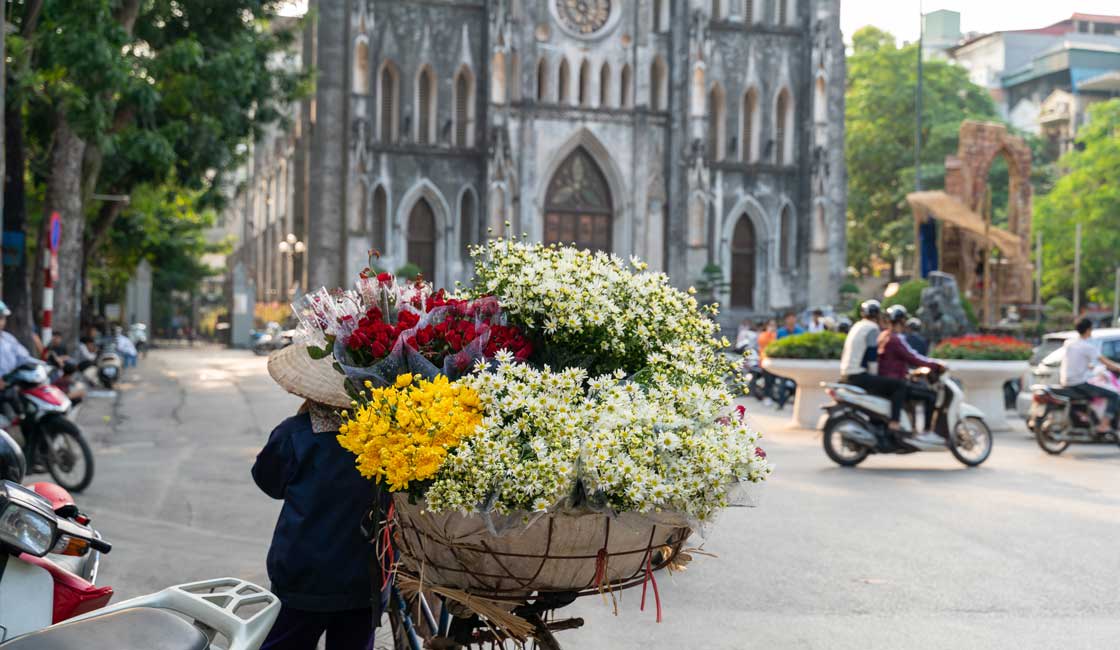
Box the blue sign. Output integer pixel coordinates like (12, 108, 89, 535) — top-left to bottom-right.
(2, 231, 25, 268)
(49, 212, 62, 252)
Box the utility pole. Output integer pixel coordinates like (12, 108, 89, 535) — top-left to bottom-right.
(1035, 231, 1043, 329)
(914, 0, 924, 193)
(1073, 223, 1082, 318)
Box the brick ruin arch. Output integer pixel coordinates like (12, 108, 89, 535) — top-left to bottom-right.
(914, 121, 1034, 326)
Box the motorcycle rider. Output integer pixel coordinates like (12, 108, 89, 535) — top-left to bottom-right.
(878, 305, 945, 441)
(0, 301, 36, 390)
(839, 300, 897, 400)
(1060, 318, 1120, 433)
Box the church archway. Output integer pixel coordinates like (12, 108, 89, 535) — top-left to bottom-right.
(730, 214, 757, 309)
(407, 198, 437, 281)
(543, 147, 614, 252)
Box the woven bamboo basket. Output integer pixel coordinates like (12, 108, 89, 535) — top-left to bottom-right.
(392, 494, 692, 601)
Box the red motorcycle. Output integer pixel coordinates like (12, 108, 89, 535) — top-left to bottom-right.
(0, 362, 94, 492)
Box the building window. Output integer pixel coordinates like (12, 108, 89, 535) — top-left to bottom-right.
(558, 58, 571, 104)
(778, 0, 787, 25)
(814, 76, 827, 124)
(510, 51, 521, 101)
(454, 65, 475, 147)
(775, 87, 793, 165)
(378, 61, 400, 142)
(491, 51, 506, 104)
(620, 63, 632, 108)
(600, 63, 612, 108)
(708, 83, 725, 160)
(744, 0, 754, 24)
(537, 57, 549, 101)
(731, 214, 756, 309)
(812, 204, 827, 251)
(416, 66, 437, 144)
(460, 190, 475, 261)
(407, 198, 437, 281)
(741, 87, 758, 162)
(371, 185, 387, 253)
(713, 0, 724, 20)
(578, 59, 591, 107)
(544, 147, 613, 252)
(779, 205, 793, 269)
(650, 56, 667, 111)
(353, 39, 370, 94)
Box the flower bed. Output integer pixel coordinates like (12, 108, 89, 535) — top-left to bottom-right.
(932, 335, 1031, 361)
(291, 242, 771, 612)
(764, 331, 846, 359)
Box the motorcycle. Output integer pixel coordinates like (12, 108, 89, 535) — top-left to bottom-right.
(94, 340, 122, 390)
(819, 367, 994, 467)
(0, 362, 95, 492)
(1028, 369, 1120, 455)
(0, 478, 279, 650)
(252, 327, 293, 356)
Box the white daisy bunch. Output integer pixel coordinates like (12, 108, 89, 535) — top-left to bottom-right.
(469, 240, 733, 385)
(423, 354, 771, 521)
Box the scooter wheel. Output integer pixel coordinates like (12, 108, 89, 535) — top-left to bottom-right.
(822, 416, 871, 467)
(1033, 414, 1069, 455)
(949, 416, 993, 467)
(39, 415, 95, 492)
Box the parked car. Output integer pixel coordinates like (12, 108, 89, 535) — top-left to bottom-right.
(1015, 328, 1120, 419)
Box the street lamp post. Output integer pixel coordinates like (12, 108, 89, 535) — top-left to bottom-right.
(277, 233, 306, 299)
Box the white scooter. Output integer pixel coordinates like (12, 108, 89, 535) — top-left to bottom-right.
(818, 367, 994, 467)
(0, 479, 279, 649)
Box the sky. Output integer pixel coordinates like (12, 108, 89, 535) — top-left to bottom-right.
(841, 1, 1120, 44)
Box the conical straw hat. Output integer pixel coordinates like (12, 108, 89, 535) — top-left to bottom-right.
(267, 345, 352, 408)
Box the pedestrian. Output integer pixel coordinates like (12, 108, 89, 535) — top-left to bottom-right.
(807, 309, 826, 333)
(114, 326, 139, 369)
(76, 336, 99, 372)
(255, 345, 381, 650)
(904, 317, 929, 356)
(776, 311, 804, 339)
(734, 318, 758, 354)
(757, 319, 778, 359)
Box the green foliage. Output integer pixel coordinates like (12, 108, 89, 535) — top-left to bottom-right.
(396, 263, 423, 281)
(845, 26, 999, 274)
(888, 280, 927, 314)
(839, 282, 860, 295)
(1035, 99, 1120, 309)
(765, 331, 847, 360)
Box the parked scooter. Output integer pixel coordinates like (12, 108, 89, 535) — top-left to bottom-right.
(0, 362, 95, 492)
(819, 366, 994, 467)
(94, 339, 122, 390)
(0, 475, 279, 649)
(1029, 367, 1120, 454)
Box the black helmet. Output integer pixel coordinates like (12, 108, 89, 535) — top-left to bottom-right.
(0, 430, 26, 483)
(860, 299, 882, 319)
(886, 304, 909, 324)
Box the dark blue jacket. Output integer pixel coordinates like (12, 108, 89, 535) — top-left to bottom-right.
(252, 413, 378, 612)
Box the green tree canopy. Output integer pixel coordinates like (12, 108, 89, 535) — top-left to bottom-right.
(1035, 98, 1120, 308)
(845, 26, 999, 275)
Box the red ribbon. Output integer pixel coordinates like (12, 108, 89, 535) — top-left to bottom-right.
(639, 555, 663, 623)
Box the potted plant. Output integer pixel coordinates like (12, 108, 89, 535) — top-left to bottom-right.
(762, 331, 846, 428)
(931, 335, 1031, 431)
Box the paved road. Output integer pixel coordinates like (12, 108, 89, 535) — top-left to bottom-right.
(70, 348, 1119, 649)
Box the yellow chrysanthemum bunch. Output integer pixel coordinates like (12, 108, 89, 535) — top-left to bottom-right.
(337, 373, 482, 492)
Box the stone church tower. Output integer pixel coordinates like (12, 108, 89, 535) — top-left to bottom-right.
(304, 0, 846, 319)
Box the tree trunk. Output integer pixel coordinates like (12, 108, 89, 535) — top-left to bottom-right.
(43, 118, 87, 345)
(3, 86, 36, 349)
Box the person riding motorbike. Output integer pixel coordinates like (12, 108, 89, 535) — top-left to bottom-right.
(0, 301, 37, 390)
(877, 305, 945, 442)
(839, 299, 889, 394)
(1060, 318, 1120, 433)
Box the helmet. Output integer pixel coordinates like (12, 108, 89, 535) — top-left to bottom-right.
(0, 300, 10, 317)
(860, 299, 882, 319)
(906, 317, 922, 331)
(0, 430, 26, 483)
(886, 304, 909, 324)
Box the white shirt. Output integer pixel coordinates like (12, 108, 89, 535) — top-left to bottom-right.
(808, 319, 825, 333)
(840, 319, 880, 377)
(0, 331, 34, 377)
(115, 334, 138, 356)
(1060, 336, 1098, 386)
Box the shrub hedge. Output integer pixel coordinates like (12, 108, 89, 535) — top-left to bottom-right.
(765, 331, 847, 360)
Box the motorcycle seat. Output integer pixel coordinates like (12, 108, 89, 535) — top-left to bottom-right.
(0, 607, 207, 650)
(1050, 386, 1087, 400)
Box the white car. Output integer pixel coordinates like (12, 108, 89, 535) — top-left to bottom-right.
(1015, 328, 1120, 418)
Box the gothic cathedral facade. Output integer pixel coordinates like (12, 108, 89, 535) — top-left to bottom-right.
(306, 0, 846, 321)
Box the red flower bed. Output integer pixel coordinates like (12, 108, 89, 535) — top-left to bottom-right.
(931, 335, 1031, 361)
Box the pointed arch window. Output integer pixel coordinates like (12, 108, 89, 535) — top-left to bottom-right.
(650, 57, 667, 111)
(578, 59, 591, 107)
(775, 87, 793, 165)
(779, 205, 794, 269)
(460, 190, 476, 261)
(454, 65, 475, 147)
(558, 58, 571, 104)
(599, 63, 612, 107)
(708, 84, 726, 160)
(537, 57, 550, 101)
(416, 66, 437, 145)
(731, 215, 756, 309)
(620, 64, 632, 108)
(353, 39, 370, 94)
(371, 185, 387, 253)
(407, 198, 437, 281)
(378, 61, 400, 142)
(544, 147, 613, 252)
(741, 87, 758, 162)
